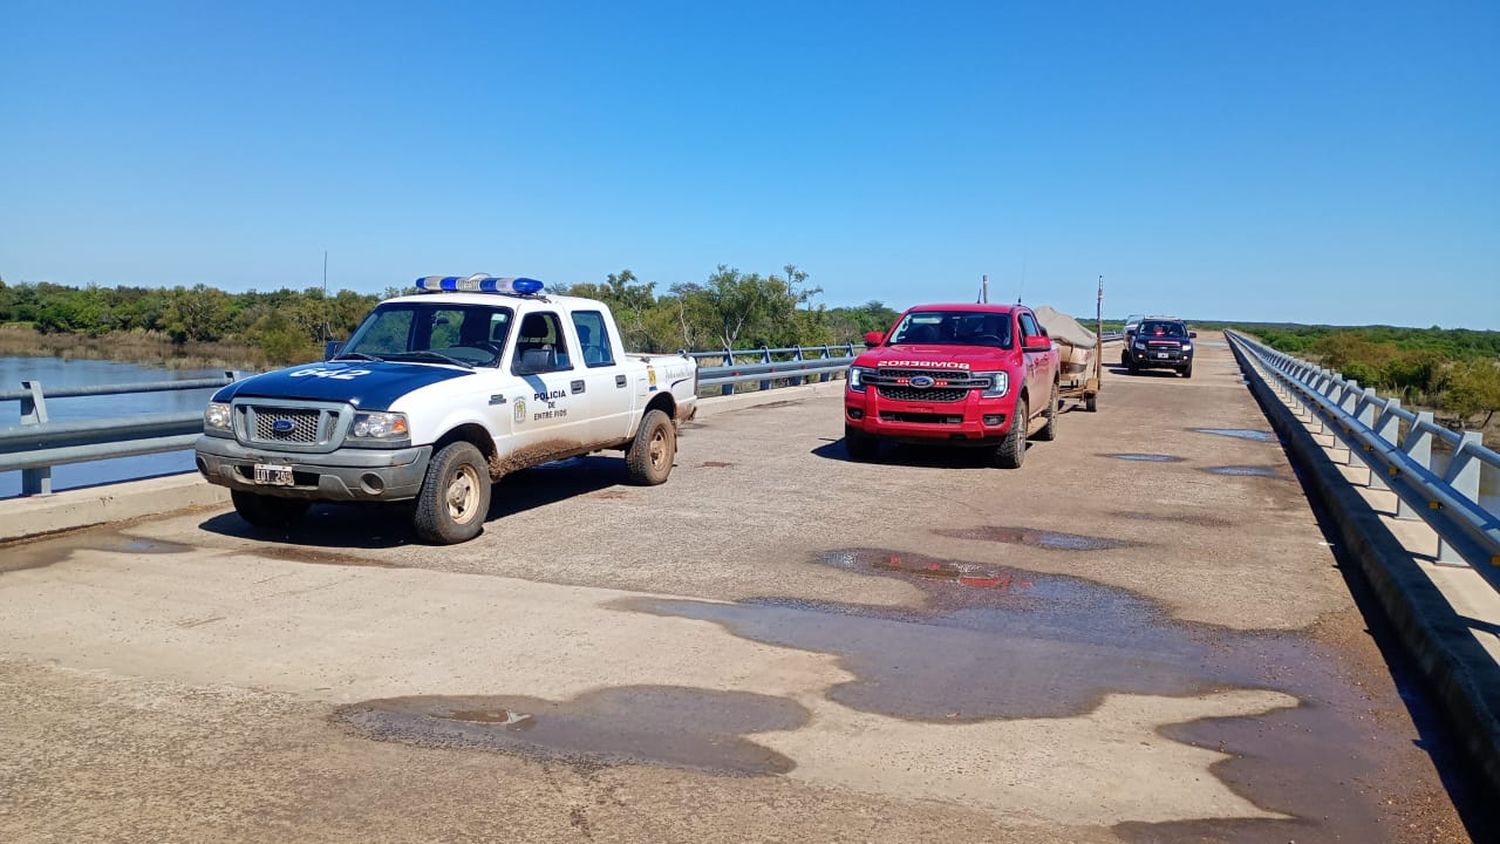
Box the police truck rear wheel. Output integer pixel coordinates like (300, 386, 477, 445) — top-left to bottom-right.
(994, 397, 1027, 469)
(413, 441, 491, 544)
(1035, 382, 1059, 442)
(626, 410, 676, 485)
(231, 490, 308, 529)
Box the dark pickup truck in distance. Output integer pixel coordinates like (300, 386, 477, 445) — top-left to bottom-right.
(1125, 318, 1197, 378)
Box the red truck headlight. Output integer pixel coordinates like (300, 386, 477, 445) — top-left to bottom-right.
(977, 371, 1009, 398)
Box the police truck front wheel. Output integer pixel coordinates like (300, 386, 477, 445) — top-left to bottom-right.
(231, 490, 309, 529)
(626, 409, 676, 485)
(413, 441, 491, 544)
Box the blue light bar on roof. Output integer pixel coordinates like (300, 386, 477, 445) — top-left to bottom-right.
(414, 275, 546, 295)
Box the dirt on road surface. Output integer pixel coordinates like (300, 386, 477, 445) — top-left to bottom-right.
(0, 335, 1484, 842)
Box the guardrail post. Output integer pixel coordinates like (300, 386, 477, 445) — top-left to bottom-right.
(758, 346, 772, 392)
(1396, 412, 1434, 520)
(1436, 431, 1484, 564)
(814, 345, 831, 383)
(1347, 388, 1381, 484)
(790, 346, 805, 387)
(19, 380, 52, 496)
(721, 349, 735, 396)
(1367, 397, 1403, 491)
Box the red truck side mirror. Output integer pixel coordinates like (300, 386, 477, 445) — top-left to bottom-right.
(1023, 335, 1051, 352)
(863, 331, 884, 347)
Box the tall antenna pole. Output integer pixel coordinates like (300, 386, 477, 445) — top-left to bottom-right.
(321, 250, 329, 344)
(981, 274, 989, 304)
(1096, 275, 1104, 384)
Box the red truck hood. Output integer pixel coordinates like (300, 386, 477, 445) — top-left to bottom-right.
(854, 344, 1012, 371)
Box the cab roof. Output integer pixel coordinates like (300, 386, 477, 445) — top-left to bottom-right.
(382, 291, 604, 310)
(904, 303, 1020, 314)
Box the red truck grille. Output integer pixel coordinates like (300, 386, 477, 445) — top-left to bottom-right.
(877, 385, 969, 403)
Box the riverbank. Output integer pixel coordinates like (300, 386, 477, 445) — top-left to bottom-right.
(0, 326, 268, 371)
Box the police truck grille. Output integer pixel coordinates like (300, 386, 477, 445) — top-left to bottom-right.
(877, 386, 970, 403)
(252, 408, 323, 443)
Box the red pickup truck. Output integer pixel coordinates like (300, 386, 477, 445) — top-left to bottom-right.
(843, 303, 1061, 468)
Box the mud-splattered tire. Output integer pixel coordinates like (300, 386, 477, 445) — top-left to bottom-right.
(1035, 382, 1059, 442)
(845, 426, 879, 461)
(231, 490, 309, 529)
(994, 397, 1027, 469)
(626, 410, 676, 485)
(413, 441, 491, 544)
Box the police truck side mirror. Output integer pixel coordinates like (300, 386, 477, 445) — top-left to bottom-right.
(324, 340, 344, 360)
(1189, 331, 1198, 338)
(863, 331, 883, 347)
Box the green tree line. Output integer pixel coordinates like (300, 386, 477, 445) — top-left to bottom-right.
(0, 266, 901, 365)
(1250, 324, 1500, 428)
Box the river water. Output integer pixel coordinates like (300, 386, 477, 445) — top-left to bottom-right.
(0, 356, 228, 499)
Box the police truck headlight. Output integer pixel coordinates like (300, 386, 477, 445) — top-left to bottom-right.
(848, 366, 872, 392)
(203, 402, 232, 436)
(1181, 342, 1192, 351)
(1133, 341, 1146, 350)
(979, 371, 1009, 398)
(349, 412, 410, 441)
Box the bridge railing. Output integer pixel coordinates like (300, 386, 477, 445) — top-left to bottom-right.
(1228, 331, 1500, 588)
(690, 344, 859, 394)
(0, 373, 239, 496)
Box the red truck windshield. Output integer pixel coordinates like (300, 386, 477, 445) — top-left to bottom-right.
(887, 310, 1013, 349)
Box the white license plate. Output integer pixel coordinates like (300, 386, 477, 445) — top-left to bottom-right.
(1154, 353, 1169, 359)
(253, 463, 294, 486)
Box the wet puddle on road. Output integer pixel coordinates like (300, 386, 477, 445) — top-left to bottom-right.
(1112, 510, 1234, 529)
(0, 529, 191, 574)
(613, 548, 1409, 841)
(932, 526, 1136, 551)
(1189, 427, 1278, 443)
(334, 686, 808, 775)
(1100, 453, 1186, 463)
(1202, 465, 1287, 478)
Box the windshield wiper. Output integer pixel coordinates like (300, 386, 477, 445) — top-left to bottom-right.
(385, 350, 474, 369)
(333, 351, 383, 362)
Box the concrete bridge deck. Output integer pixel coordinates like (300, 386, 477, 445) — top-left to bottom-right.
(0, 335, 1480, 842)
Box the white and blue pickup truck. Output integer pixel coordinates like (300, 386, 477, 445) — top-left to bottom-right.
(196, 275, 697, 544)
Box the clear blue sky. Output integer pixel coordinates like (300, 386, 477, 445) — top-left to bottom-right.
(2, 1, 1496, 327)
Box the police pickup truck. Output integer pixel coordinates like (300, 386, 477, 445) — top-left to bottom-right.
(196, 275, 697, 544)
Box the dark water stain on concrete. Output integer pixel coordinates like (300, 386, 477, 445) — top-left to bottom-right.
(732, 399, 805, 413)
(1202, 465, 1285, 478)
(698, 460, 735, 468)
(617, 548, 1410, 841)
(1100, 452, 1186, 463)
(1111, 510, 1234, 529)
(933, 525, 1137, 551)
(246, 544, 400, 568)
(0, 528, 191, 574)
(1189, 427, 1277, 443)
(334, 686, 807, 775)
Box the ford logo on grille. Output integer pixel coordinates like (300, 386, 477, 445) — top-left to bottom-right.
(909, 375, 936, 388)
(271, 419, 296, 433)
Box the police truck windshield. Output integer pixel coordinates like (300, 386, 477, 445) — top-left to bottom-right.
(341, 303, 515, 367)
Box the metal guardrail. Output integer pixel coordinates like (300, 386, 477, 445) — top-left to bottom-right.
(691, 344, 859, 394)
(1228, 330, 1500, 586)
(0, 372, 238, 496)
